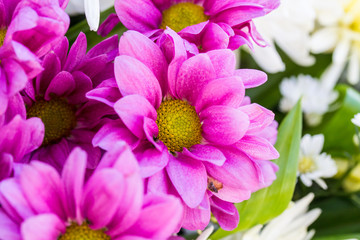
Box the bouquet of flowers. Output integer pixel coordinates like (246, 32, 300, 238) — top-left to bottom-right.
(0, 0, 359, 239)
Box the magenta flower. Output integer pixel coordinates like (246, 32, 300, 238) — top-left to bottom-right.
(114, 0, 279, 51)
(0, 0, 70, 114)
(91, 30, 279, 230)
(0, 144, 183, 240)
(0, 114, 44, 181)
(9, 33, 119, 171)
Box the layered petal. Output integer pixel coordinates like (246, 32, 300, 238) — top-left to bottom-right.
(115, 55, 162, 108)
(201, 106, 249, 145)
(166, 155, 207, 208)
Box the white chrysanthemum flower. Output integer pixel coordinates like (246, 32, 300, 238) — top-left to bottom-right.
(249, 0, 316, 73)
(279, 74, 338, 126)
(351, 113, 360, 127)
(219, 193, 321, 240)
(310, 0, 360, 85)
(298, 134, 337, 190)
(66, 0, 114, 31)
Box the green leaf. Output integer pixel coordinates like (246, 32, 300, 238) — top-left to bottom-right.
(212, 100, 302, 239)
(313, 234, 360, 240)
(311, 196, 360, 238)
(307, 84, 360, 155)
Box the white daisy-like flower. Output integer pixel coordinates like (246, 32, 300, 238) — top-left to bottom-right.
(298, 134, 337, 190)
(220, 193, 321, 240)
(66, 0, 114, 31)
(279, 74, 338, 126)
(249, 0, 316, 73)
(351, 113, 360, 127)
(310, 0, 360, 85)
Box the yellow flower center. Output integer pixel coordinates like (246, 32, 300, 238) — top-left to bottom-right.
(298, 156, 316, 173)
(0, 28, 6, 47)
(160, 2, 209, 32)
(345, 0, 360, 32)
(156, 99, 202, 153)
(58, 222, 110, 240)
(27, 97, 77, 146)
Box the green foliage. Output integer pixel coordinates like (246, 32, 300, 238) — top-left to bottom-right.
(307, 84, 360, 156)
(212, 100, 302, 239)
(311, 196, 360, 238)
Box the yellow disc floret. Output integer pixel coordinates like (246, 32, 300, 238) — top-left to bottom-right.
(58, 222, 110, 240)
(345, 0, 360, 33)
(27, 96, 77, 146)
(156, 99, 202, 153)
(160, 2, 209, 32)
(0, 29, 6, 47)
(298, 156, 316, 173)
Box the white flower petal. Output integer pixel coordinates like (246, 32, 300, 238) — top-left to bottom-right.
(351, 113, 360, 127)
(250, 44, 285, 73)
(84, 0, 100, 31)
(348, 47, 360, 85)
(196, 225, 214, 240)
(333, 38, 351, 64)
(320, 61, 346, 90)
(310, 27, 338, 53)
(314, 178, 328, 190)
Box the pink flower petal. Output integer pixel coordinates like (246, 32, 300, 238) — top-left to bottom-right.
(114, 55, 162, 108)
(114, 0, 162, 32)
(201, 106, 249, 145)
(119, 30, 168, 93)
(206, 49, 236, 78)
(205, 148, 259, 190)
(61, 148, 87, 222)
(210, 197, 239, 231)
(122, 194, 183, 239)
(182, 196, 211, 230)
(202, 23, 230, 51)
(114, 94, 157, 139)
(0, 209, 20, 240)
(175, 53, 215, 102)
(44, 71, 76, 100)
(166, 155, 207, 208)
(235, 69, 267, 89)
(81, 169, 125, 229)
(236, 135, 279, 160)
(135, 145, 169, 178)
(183, 145, 226, 166)
(0, 178, 35, 223)
(93, 120, 140, 151)
(195, 76, 244, 112)
(239, 103, 274, 134)
(21, 214, 65, 240)
(19, 161, 66, 220)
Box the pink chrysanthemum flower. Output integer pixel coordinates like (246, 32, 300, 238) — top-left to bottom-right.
(9, 33, 119, 171)
(90, 30, 279, 230)
(0, 113, 44, 181)
(0, 144, 183, 240)
(0, 0, 70, 114)
(114, 0, 279, 51)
